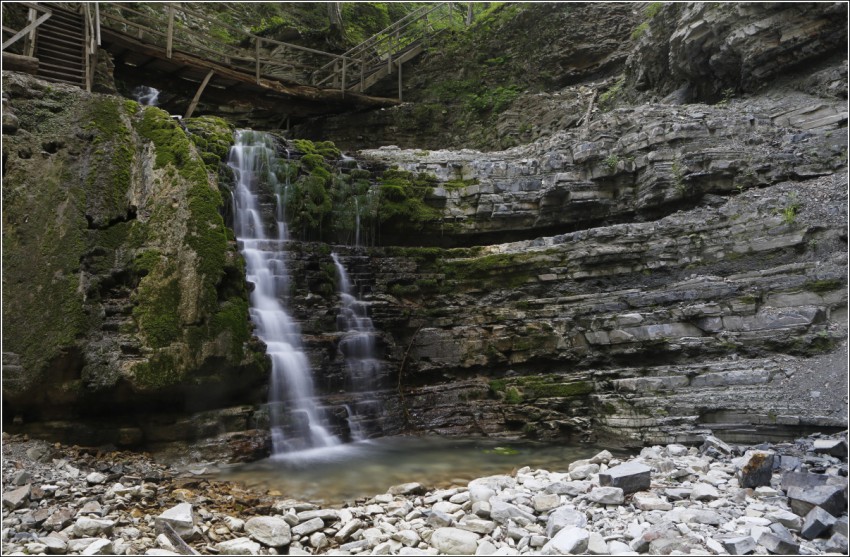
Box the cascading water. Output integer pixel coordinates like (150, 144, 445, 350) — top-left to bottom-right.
(331, 253, 382, 440)
(229, 130, 339, 454)
(133, 85, 160, 106)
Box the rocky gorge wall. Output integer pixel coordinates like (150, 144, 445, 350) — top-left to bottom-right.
(1, 73, 269, 456)
(1, 2, 847, 460)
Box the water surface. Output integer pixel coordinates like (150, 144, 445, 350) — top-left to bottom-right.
(216, 436, 623, 504)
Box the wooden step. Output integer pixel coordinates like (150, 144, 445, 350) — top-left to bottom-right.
(37, 50, 83, 64)
(37, 67, 84, 82)
(41, 19, 83, 35)
(39, 62, 84, 76)
(37, 34, 83, 50)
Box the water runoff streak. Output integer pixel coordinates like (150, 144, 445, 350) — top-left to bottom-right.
(332, 253, 382, 438)
(229, 130, 339, 454)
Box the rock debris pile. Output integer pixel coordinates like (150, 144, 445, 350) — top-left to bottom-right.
(2, 432, 847, 555)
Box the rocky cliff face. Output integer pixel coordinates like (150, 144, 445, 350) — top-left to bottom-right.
(1, 2, 846, 458)
(2, 73, 268, 453)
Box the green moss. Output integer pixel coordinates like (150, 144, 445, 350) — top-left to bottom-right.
(293, 138, 340, 160)
(805, 279, 844, 293)
(133, 353, 180, 390)
(377, 169, 441, 234)
(443, 178, 480, 190)
(133, 264, 181, 348)
(136, 107, 228, 309)
(599, 77, 625, 110)
(210, 297, 251, 360)
(504, 386, 523, 404)
(184, 116, 235, 171)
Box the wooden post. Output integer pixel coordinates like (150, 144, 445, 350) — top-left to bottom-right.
(184, 69, 214, 119)
(341, 57, 347, 95)
(24, 7, 36, 57)
(360, 52, 365, 92)
(95, 2, 101, 45)
(166, 3, 174, 58)
(398, 61, 402, 101)
(255, 37, 261, 83)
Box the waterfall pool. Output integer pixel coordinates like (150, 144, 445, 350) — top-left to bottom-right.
(212, 436, 624, 504)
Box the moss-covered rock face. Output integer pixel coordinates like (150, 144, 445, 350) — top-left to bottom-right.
(1, 74, 267, 441)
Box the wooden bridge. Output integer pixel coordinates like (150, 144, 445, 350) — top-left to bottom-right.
(2, 2, 468, 120)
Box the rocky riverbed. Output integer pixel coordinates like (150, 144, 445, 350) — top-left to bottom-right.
(2, 432, 847, 556)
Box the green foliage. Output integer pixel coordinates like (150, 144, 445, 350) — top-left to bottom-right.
(645, 2, 664, 18)
(672, 159, 687, 195)
(631, 21, 650, 40)
(598, 77, 625, 111)
(377, 169, 441, 234)
(133, 263, 181, 348)
(184, 116, 235, 171)
(604, 154, 619, 172)
(778, 192, 800, 224)
(466, 85, 522, 113)
(715, 87, 736, 107)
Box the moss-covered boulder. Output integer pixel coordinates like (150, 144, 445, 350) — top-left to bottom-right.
(1, 73, 267, 443)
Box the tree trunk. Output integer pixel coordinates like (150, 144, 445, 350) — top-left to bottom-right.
(327, 2, 345, 45)
(466, 2, 474, 25)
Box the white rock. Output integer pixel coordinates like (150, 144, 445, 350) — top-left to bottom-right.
(224, 516, 245, 532)
(691, 482, 720, 501)
(81, 539, 113, 555)
(393, 529, 420, 547)
(155, 503, 194, 540)
(291, 517, 324, 537)
(589, 450, 614, 464)
(144, 550, 182, 556)
(532, 493, 560, 512)
(309, 532, 328, 550)
(587, 531, 608, 555)
(38, 535, 67, 555)
(217, 537, 261, 555)
(475, 540, 499, 555)
(430, 527, 480, 555)
(73, 517, 114, 537)
(546, 507, 588, 537)
(245, 516, 291, 548)
(587, 486, 625, 505)
(569, 463, 600, 480)
(541, 526, 590, 555)
(85, 472, 107, 485)
(633, 491, 673, 511)
(666, 444, 689, 457)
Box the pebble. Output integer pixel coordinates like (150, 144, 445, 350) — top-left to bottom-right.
(2, 432, 848, 555)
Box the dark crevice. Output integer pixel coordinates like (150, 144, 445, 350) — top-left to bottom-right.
(85, 206, 138, 230)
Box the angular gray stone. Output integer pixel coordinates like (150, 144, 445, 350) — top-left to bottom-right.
(388, 482, 426, 495)
(633, 491, 672, 511)
(43, 507, 74, 531)
(736, 450, 774, 488)
(155, 503, 194, 540)
(719, 535, 756, 555)
(546, 507, 588, 537)
(826, 532, 849, 554)
(81, 539, 114, 555)
(430, 527, 480, 555)
(541, 526, 590, 555)
(786, 484, 846, 517)
(758, 531, 799, 555)
(587, 486, 624, 505)
(457, 518, 496, 535)
(489, 500, 535, 525)
(812, 439, 848, 458)
(700, 435, 733, 455)
(426, 509, 455, 528)
(291, 517, 323, 537)
(598, 461, 650, 494)
(589, 450, 614, 464)
(216, 537, 261, 555)
(546, 480, 591, 496)
(781, 470, 846, 491)
(245, 516, 291, 548)
(800, 506, 837, 540)
(39, 535, 67, 555)
(532, 492, 560, 512)
(766, 509, 802, 531)
(335, 519, 363, 542)
(834, 516, 849, 538)
(2, 484, 30, 510)
(73, 517, 115, 537)
(691, 482, 720, 501)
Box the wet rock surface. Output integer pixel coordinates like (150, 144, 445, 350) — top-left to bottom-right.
(3, 431, 847, 555)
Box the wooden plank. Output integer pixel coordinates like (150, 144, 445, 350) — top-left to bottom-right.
(255, 37, 260, 83)
(166, 3, 174, 58)
(184, 68, 215, 119)
(2, 52, 38, 73)
(2, 11, 51, 51)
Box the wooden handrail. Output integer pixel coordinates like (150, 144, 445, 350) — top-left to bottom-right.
(1, 3, 51, 52)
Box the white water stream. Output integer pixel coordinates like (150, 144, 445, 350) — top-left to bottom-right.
(229, 130, 339, 454)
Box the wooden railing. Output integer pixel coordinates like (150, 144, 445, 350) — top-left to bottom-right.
(1, 2, 52, 56)
(311, 2, 465, 96)
(82, 3, 100, 91)
(96, 2, 343, 86)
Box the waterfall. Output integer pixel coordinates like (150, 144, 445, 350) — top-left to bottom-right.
(229, 130, 339, 454)
(133, 85, 160, 106)
(331, 253, 381, 440)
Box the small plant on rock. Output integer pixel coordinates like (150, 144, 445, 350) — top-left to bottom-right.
(604, 154, 619, 172)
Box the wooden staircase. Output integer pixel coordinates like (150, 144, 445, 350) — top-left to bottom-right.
(312, 2, 464, 97)
(34, 6, 85, 87)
